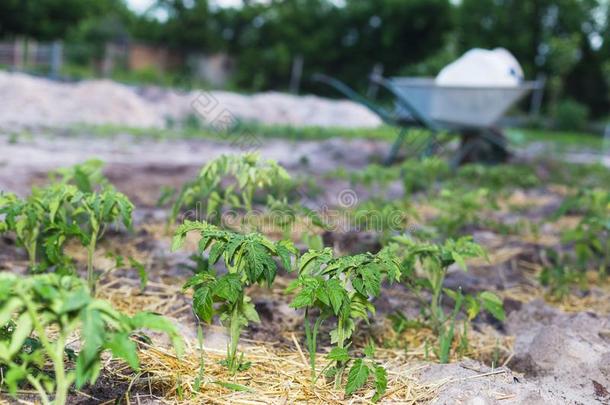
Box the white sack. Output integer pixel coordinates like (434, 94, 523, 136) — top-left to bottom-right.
(435, 48, 523, 87)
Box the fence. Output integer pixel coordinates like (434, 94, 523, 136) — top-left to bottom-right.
(0, 39, 63, 77)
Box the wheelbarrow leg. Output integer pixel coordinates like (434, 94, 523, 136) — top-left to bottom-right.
(384, 127, 408, 166)
(454, 129, 509, 166)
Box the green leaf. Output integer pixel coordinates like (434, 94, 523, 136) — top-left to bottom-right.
(106, 332, 139, 370)
(478, 291, 505, 321)
(5, 365, 27, 395)
(452, 251, 467, 271)
(363, 343, 375, 358)
(345, 358, 370, 395)
(215, 274, 242, 303)
(326, 279, 345, 315)
(192, 286, 215, 324)
(130, 312, 184, 356)
(241, 298, 261, 324)
(212, 380, 254, 392)
(129, 257, 148, 291)
(76, 308, 105, 388)
(327, 347, 350, 362)
(8, 313, 33, 357)
(465, 295, 481, 320)
(209, 240, 227, 264)
(372, 365, 388, 402)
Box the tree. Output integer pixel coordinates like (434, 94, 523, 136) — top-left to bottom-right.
(457, 0, 607, 117)
(0, 0, 128, 40)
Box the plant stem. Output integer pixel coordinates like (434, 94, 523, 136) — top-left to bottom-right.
(53, 335, 70, 405)
(27, 241, 37, 271)
(87, 233, 97, 292)
(304, 309, 324, 385)
(26, 375, 51, 405)
(228, 301, 241, 374)
(333, 316, 346, 389)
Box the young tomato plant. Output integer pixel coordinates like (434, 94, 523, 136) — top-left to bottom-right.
(69, 189, 134, 290)
(264, 195, 328, 245)
(430, 188, 495, 238)
(0, 272, 183, 405)
(165, 153, 292, 226)
(287, 246, 400, 398)
(401, 157, 449, 195)
(390, 236, 505, 362)
(556, 188, 610, 276)
(173, 220, 296, 374)
(0, 185, 79, 272)
(49, 159, 110, 192)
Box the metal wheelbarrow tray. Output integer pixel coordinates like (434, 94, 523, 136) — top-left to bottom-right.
(389, 77, 539, 129)
(313, 73, 541, 165)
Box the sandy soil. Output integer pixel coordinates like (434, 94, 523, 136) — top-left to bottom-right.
(1, 131, 609, 404)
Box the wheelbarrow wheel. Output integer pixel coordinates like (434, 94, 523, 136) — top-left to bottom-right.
(457, 128, 509, 165)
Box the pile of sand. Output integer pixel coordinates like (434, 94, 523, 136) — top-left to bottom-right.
(0, 71, 381, 130)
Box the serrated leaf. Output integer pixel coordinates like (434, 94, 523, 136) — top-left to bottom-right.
(372, 365, 387, 402)
(327, 347, 350, 362)
(193, 286, 214, 323)
(106, 332, 139, 370)
(452, 251, 467, 271)
(345, 358, 370, 395)
(215, 274, 242, 303)
(8, 313, 33, 357)
(478, 291, 505, 321)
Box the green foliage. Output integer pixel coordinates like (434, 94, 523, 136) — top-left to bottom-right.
(453, 164, 539, 192)
(343, 345, 387, 402)
(539, 249, 587, 300)
(350, 199, 414, 244)
(0, 183, 133, 289)
(430, 188, 494, 237)
(345, 164, 401, 195)
(401, 157, 450, 195)
(0, 185, 81, 272)
(390, 236, 505, 361)
(287, 247, 400, 390)
(174, 221, 297, 374)
(547, 162, 610, 189)
(166, 153, 292, 226)
(49, 159, 110, 193)
(67, 188, 134, 289)
(554, 99, 590, 132)
(556, 189, 610, 275)
(263, 195, 328, 242)
(0, 272, 182, 405)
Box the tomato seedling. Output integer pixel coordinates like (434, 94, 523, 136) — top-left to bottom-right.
(0, 272, 183, 405)
(287, 246, 400, 397)
(165, 153, 292, 226)
(390, 236, 505, 362)
(173, 220, 296, 374)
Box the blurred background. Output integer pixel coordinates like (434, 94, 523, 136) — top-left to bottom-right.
(0, 0, 608, 134)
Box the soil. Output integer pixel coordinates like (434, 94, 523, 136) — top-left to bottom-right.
(1, 130, 609, 404)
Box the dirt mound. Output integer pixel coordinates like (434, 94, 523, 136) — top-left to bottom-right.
(506, 299, 610, 404)
(0, 71, 381, 130)
(418, 361, 566, 404)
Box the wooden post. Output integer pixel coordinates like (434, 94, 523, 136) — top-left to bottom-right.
(289, 54, 304, 94)
(50, 40, 63, 78)
(367, 63, 383, 99)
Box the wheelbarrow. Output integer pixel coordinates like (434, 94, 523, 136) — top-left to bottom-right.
(313, 73, 541, 165)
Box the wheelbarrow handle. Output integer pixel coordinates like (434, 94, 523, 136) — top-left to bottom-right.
(368, 74, 441, 132)
(311, 73, 396, 124)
